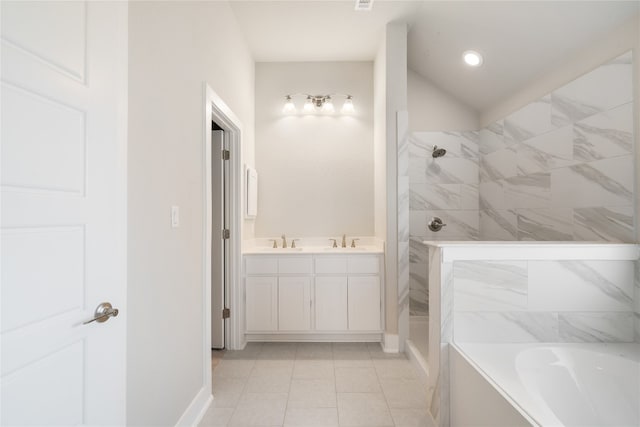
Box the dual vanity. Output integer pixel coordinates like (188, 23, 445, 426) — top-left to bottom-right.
(242, 240, 384, 342)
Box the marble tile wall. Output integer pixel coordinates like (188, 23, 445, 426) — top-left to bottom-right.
(397, 111, 411, 346)
(479, 51, 635, 242)
(452, 260, 636, 343)
(409, 131, 480, 316)
(636, 261, 640, 343)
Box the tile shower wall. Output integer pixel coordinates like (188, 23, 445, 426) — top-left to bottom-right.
(409, 131, 480, 315)
(409, 51, 635, 316)
(479, 51, 635, 242)
(636, 261, 640, 342)
(453, 259, 636, 343)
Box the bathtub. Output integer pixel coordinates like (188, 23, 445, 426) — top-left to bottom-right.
(451, 342, 640, 427)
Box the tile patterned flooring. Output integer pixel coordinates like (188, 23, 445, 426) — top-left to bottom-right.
(199, 342, 435, 427)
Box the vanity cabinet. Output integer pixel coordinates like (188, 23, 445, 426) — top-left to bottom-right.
(347, 276, 380, 331)
(245, 276, 277, 331)
(243, 253, 383, 339)
(314, 276, 348, 330)
(278, 276, 311, 331)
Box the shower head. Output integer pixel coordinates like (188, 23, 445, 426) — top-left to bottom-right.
(432, 145, 447, 158)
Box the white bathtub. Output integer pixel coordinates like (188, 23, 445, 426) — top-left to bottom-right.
(452, 343, 640, 427)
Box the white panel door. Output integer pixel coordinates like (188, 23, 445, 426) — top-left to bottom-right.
(315, 276, 347, 331)
(1, 2, 127, 425)
(211, 130, 225, 349)
(246, 277, 278, 332)
(278, 277, 311, 331)
(348, 277, 381, 331)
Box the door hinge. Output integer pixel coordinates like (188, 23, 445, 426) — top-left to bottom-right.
(222, 308, 230, 319)
(222, 150, 230, 160)
(222, 229, 230, 239)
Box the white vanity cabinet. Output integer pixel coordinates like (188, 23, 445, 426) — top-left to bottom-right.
(278, 276, 311, 331)
(245, 276, 278, 331)
(315, 255, 381, 332)
(243, 252, 383, 340)
(314, 276, 348, 330)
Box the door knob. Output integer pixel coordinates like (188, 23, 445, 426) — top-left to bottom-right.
(83, 302, 119, 325)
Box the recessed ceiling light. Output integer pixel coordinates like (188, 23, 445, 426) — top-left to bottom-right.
(463, 50, 483, 67)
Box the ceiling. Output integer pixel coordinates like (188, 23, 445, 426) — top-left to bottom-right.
(229, 0, 639, 112)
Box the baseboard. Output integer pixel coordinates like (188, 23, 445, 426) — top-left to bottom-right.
(405, 339, 429, 386)
(175, 387, 213, 427)
(382, 333, 399, 353)
(246, 332, 383, 342)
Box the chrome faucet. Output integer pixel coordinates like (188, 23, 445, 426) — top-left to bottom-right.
(341, 234, 347, 248)
(281, 234, 287, 248)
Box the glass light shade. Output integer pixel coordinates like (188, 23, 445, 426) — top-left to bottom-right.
(283, 96, 296, 114)
(303, 97, 315, 113)
(341, 97, 355, 114)
(321, 97, 334, 113)
(463, 50, 483, 67)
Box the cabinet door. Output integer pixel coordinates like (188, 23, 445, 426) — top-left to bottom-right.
(348, 276, 381, 331)
(278, 277, 311, 331)
(315, 276, 347, 331)
(246, 276, 278, 331)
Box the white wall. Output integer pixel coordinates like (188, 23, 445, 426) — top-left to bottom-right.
(374, 39, 387, 242)
(383, 23, 408, 341)
(254, 62, 374, 237)
(127, 2, 255, 425)
(481, 14, 639, 127)
(407, 69, 480, 132)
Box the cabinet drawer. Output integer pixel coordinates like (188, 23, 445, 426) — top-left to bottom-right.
(245, 256, 278, 275)
(315, 257, 348, 274)
(279, 256, 313, 274)
(348, 256, 379, 274)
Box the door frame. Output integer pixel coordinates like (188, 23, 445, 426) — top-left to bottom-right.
(202, 84, 243, 382)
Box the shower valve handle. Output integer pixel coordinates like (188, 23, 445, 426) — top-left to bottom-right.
(428, 217, 447, 232)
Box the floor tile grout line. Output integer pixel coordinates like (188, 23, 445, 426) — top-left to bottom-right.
(372, 356, 398, 427)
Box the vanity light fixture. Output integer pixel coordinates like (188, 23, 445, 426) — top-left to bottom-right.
(282, 95, 296, 114)
(282, 94, 355, 115)
(341, 96, 354, 114)
(463, 50, 483, 67)
(321, 96, 335, 113)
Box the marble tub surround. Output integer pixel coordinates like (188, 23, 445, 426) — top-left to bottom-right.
(242, 237, 384, 254)
(424, 241, 639, 427)
(479, 51, 635, 242)
(454, 260, 635, 343)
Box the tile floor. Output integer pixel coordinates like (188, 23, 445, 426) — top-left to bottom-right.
(199, 342, 435, 427)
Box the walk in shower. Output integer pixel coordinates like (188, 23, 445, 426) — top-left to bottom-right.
(407, 51, 636, 369)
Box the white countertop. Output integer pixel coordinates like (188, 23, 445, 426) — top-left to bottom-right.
(243, 246, 383, 255)
(243, 237, 385, 255)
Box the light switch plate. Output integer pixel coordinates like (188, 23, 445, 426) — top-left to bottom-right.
(171, 206, 180, 228)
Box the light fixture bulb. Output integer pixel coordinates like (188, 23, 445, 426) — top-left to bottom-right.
(321, 96, 334, 113)
(463, 50, 483, 67)
(341, 96, 354, 114)
(283, 95, 296, 114)
(303, 96, 314, 113)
